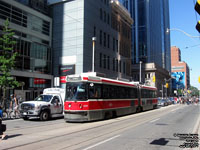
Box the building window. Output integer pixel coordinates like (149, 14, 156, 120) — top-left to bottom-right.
(107, 14, 110, 25)
(119, 60, 122, 72)
(116, 59, 118, 72)
(107, 56, 110, 70)
(113, 37, 115, 51)
(123, 62, 126, 74)
(103, 54, 106, 69)
(100, 53, 102, 68)
(104, 32, 106, 47)
(107, 34, 110, 48)
(93, 26, 96, 37)
(116, 39, 118, 52)
(113, 58, 115, 71)
(100, 30, 102, 45)
(100, 8, 102, 20)
(104, 11, 106, 22)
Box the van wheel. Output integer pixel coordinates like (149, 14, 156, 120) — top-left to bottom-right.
(23, 116, 29, 120)
(40, 111, 49, 121)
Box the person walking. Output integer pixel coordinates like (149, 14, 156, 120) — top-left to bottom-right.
(0, 118, 7, 140)
(10, 94, 19, 118)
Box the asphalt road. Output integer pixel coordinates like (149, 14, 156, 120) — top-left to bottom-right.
(1, 104, 200, 150)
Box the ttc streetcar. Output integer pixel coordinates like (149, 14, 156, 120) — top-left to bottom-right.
(64, 72, 157, 122)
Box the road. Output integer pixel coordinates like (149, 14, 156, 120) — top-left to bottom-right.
(1, 104, 200, 150)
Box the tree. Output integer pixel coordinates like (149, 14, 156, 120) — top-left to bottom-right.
(189, 86, 199, 97)
(0, 19, 20, 109)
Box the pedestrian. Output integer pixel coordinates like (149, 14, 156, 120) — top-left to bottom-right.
(0, 118, 7, 140)
(0, 106, 2, 119)
(10, 94, 19, 118)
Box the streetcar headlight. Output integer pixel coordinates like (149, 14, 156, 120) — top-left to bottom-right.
(68, 104, 71, 108)
(79, 104, 82, 109)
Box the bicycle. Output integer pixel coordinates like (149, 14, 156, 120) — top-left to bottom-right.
(1, 108, 20, 120)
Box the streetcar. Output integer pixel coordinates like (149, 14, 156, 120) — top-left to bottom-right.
(64, 72, 157, 122)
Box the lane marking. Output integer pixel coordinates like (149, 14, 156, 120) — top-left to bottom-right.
(83, 135, 121, 150)
(150, 118, 160, 123)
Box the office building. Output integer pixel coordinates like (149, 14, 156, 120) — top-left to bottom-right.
(119, 0, 171, 71)
(49, 0, 133, 88)
(0, 0, 52, 100)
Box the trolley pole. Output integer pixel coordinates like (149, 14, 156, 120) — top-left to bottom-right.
(92, 37, 96, 72)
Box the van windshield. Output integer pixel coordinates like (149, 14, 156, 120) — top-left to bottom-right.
(65, 82, 88, 101)
(34, 95, 53, 102)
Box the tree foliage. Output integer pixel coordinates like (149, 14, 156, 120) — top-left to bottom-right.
(189, 86, 199, 97)
(0, 19, 20, 108)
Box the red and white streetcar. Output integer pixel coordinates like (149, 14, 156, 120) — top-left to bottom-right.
(64, 72, 157, 122)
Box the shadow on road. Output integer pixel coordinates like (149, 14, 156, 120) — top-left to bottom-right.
(150, 138, 169, 145)
(7, 134, 22, 139)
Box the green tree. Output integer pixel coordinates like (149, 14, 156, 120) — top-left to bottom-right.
(0, 19, 20, 109)
(189, 86, 199, 97)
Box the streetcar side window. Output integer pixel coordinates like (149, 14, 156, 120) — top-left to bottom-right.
(130, 88, 137, 98)
(103, 85, 110, 99)
(141, 89, 156, 98)
(89, 83, 102, 99)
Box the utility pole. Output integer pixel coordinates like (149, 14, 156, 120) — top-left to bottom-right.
(92, 37, 96, 72)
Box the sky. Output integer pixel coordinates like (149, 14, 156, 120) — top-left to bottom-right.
(169, 0, 200, 89)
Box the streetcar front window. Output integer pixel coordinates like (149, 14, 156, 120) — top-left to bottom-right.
(65, 82, 88, 101)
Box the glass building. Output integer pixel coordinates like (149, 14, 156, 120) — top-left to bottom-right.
(0, 0, 52, 100)
(119, 0, 171, 72)
(49, 0, 133, 88)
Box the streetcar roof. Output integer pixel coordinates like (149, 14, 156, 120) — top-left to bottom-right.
(67, 72, 157, 90)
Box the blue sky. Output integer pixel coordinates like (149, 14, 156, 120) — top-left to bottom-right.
(169, 0, 200, 88)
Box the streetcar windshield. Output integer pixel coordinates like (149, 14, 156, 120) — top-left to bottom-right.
(34, 95, 53, 102)
(65, 82, 88, 101)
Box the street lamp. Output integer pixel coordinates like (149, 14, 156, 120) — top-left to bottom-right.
(166, 28, 200, 38)
(92, 37, 96, 72)
(139, 61, 142, 83)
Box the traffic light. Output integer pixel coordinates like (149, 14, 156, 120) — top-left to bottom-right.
(195, 0, 200, 32)
(198, 76, 200, 83)
(195, 0, 200, 15)
(196, 21, 200, 33)
(153, 75, 156, 83)
(165, 83, 169, 88)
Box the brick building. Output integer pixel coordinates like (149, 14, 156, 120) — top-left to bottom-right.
(171, 46, 190, 93)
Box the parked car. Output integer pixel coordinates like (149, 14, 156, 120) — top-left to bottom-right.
(158, 98, 168, 107)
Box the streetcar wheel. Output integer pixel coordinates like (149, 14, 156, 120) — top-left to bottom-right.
(40, 111, 49, 121)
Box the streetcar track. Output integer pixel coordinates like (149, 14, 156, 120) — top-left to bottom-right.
(2, 105, 184, 150)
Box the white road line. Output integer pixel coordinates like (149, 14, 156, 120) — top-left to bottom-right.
(83, 135, 121, 150)
(150, 118, 160, 123)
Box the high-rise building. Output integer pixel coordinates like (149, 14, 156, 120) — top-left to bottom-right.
(49, 0, 133, 88)
(171, 46, 190, 92)
(0, 0, 52, 100)
(119, 0, 171, 72)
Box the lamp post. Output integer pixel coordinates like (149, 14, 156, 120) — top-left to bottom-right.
(139, 61, 142, 83)
(166, 28, 200, 38)
(92, 37, 96, 72)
